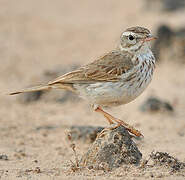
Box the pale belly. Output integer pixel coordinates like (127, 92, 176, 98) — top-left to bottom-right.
(74, 76, 152, 107)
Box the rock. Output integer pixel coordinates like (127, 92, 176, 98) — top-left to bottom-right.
(0, 154, 8, 161)
(152, 25, 185, 63)
(149, 151, 185, 172)
(152, 25, 174, 61)
(140, 97, 174, 113)
(69, 125, 104, 143)
(18, 91, 43, 104)
(80, 126, 142, 170)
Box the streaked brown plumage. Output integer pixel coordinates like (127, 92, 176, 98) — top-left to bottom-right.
(9, 26, 157, 137)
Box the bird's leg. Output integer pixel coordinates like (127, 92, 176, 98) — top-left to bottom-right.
(95, 106, 143, 137)
(95, 106, 114, 125)
(94, 106, 116, 138)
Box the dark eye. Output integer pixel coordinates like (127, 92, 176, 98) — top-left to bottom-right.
(128, 35, 134, 41)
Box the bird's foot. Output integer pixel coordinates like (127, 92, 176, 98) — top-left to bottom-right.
(95, 106, 143, 138)
(113, 119, 143, 137)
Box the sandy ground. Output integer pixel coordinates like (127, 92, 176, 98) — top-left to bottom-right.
(0, 0, 185, 179)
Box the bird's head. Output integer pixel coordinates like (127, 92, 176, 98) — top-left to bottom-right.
(119, 26, 157, 53)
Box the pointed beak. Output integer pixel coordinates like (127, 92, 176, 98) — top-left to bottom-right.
(143, 34, 157, 42)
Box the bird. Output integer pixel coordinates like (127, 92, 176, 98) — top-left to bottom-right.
(9, 26, 157, 137)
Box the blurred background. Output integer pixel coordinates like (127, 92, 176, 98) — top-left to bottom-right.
(0, 0, 184, 178)
(0, 0, 184, 88)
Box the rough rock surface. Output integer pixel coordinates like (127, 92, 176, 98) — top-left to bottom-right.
(80, 126, 142, 170)
(149, 152, 185, 172)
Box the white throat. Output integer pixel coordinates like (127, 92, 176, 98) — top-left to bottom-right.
(119, 42, 151, 55)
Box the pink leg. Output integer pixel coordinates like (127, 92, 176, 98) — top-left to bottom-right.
(95, 106, 143, 137)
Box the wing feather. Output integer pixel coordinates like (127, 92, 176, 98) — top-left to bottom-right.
(48, 51, 134, 85)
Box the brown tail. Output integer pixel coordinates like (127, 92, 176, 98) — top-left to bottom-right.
(9, 85, 52, 95)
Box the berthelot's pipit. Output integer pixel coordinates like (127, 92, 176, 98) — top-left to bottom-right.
(9, 26, 157, 137)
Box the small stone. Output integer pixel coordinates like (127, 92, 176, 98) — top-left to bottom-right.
(80, 126, 142, 170)
(152, 24, 185, 63)
(69, 125, 104, 143)
(149, 151, 185, 172)
(18, 91, 43, 103)
(140, 97, 174, 113)
(0, 154, 8, 161)
(152, 25, 174, 61)
(34, 167, 41, 173)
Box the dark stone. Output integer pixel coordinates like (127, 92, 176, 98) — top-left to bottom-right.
(152, 24, 185, 63)
(0, 154, 8, 161)
(69, 125, 104, 143)
(140, 97, 174, 113)
(149, 151, 185, 172)
(152, 25, 174, 61)
(80, 126, 142, 170)
(18, 91, 43, 103)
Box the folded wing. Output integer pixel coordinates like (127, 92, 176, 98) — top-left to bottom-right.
(48, 51, 134, 85)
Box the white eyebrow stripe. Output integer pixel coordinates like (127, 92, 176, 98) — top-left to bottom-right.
(122, 32, 135, 36)
(121, 31, 143, 38)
